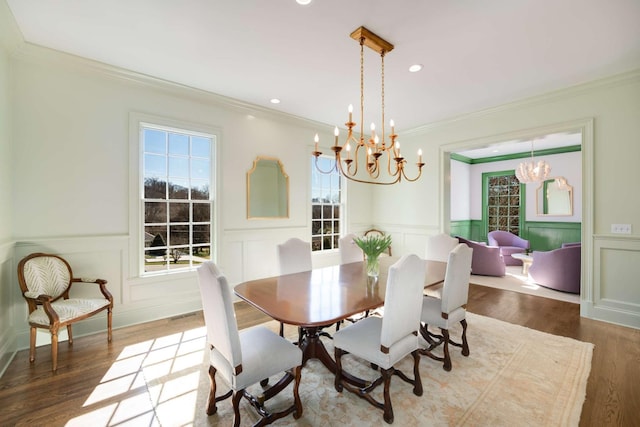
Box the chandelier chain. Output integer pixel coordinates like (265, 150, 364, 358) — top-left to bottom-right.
(311, 26, 424, 185)
(381, 51, 385, 144)
(360, 37, 365, 141)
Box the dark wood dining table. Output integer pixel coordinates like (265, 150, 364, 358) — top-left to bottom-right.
(234, 256, 447, 386)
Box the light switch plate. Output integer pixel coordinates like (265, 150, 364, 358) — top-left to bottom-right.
(611, 224, 632, 234)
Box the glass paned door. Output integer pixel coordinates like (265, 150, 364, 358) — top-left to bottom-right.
(484, 171, 523, 236)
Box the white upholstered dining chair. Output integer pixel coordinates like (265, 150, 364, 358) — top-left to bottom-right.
(420, 243, 473, 371)
(338, 233, 364, 264)
(277, 237, 340, 338)
(333, 254, 426, 424)
(277, 237, 312, 275)
(425, 233, 459, 262)
(276, 238, 312, 338)
(17, 252, 113, 372)
(197, 261, 303, 426)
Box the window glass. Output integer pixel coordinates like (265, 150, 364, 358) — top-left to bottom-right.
(487, 173, 521, 235)
(142, 124, 214, 274)
(310, 156, 343, 251)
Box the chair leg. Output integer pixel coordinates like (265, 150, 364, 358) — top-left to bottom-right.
(381, 368, 394, 424)
(67, 325, 73, 345)
(460, 319, 470, 356)
(206, 365, 232, 416)
(29, 327, 36, 363)
(334, 347, 344, 392)
(441, 328, 452, 372)
(411, 350, 423, 396)
(206, 365, 218, 415)
(231, 390, 243, 427)
(107, 307, 113, 342)
(51, 330, 59, 372)
(292, 365, 303, 419)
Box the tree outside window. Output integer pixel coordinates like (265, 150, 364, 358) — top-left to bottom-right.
(311, 157, 343, 251)
(142, 125, 214, 273)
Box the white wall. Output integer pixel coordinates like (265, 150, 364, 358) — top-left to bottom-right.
(3, 40, 374, 358)
(374, 71, 640, 329)
(0, 0, 18, 377)
(458, 151, 582, 222)
(450, 160, 470, 221)
(1, 3, 639, 379)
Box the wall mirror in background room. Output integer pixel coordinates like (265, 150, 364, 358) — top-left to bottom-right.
(247, 156, 290, 219)
(536, 177, 573, 216)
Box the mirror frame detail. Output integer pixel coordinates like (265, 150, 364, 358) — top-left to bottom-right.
(246, 156, 290, 219)
(536, 176, 573, 216)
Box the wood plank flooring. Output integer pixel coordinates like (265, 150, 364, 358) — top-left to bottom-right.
(1, 285, 638, 426)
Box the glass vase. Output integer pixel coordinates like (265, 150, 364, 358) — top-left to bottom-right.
(366, 255, 380, 278)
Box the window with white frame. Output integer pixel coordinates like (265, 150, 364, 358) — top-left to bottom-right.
(141, 123, 215, 274)
(311, 156, 343, 251)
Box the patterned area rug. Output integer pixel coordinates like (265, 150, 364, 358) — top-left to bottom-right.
(141, 313, 593, 426)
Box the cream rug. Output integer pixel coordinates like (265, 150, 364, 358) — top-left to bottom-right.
(470, 266, 580, 304)
(139, 313, 593, 426)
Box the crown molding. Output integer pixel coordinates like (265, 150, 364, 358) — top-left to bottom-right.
(0, 1, 23, 53)
(9, 41, 330, 131)
(452, 145, 582, 165)
(405, 68, 640, 135)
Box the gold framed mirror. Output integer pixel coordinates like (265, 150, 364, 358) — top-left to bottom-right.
(247, 156, 289, 219)
(536, 177, 573, 216)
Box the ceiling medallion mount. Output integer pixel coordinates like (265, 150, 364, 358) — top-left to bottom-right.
(312, 26, 424, 185)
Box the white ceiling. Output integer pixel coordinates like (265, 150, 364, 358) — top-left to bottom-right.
(6, 0, 640, 152)
(455, 131, 581, 160)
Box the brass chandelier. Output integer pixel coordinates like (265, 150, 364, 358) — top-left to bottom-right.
(312, 27, 424, 185)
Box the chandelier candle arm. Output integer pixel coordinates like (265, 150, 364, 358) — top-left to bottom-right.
(311, 26, 425, 185)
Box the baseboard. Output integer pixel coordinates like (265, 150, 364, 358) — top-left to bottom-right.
(0, 329, 16, 379)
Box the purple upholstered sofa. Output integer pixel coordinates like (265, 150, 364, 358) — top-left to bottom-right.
(528, 243, 581, 294)
(488, 230, 530, 266)
(456, 236, 506, 277)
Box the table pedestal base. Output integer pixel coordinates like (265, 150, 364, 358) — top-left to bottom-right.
(298, 326, 368, 388)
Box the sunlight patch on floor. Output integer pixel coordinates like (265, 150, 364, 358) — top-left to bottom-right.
(505, 270, 542, 290)
(67, 327, 208, 426)
(471, 266, 580, 304)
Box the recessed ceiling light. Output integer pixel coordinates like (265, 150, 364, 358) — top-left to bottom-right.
(296, 0, 312, 5)
(270, 98, 281, 104)
(409, 64, 423, 73)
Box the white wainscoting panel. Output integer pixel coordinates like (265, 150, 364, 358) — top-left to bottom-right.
(0, 242, 16, 377)
(584, 236, 640, 328)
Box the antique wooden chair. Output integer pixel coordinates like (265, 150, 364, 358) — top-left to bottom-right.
(333, 254, 425, 424)
(17, 252, 113, 372)
(420, 243, 473, 371)
(197, 262, 303, 426)
(364, 228, 392, 256)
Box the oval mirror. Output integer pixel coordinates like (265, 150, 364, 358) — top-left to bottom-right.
(247, 157, 289, 219)
(536, 177, 573, 216)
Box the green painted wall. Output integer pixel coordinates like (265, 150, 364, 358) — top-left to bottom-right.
(451, 220, 580, 250)
(524, 221, 581, 251)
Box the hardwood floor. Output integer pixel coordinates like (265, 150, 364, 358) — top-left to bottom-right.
(1, 285, 638, 426)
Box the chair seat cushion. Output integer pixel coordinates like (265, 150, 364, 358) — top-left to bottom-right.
(28, 298, 111, 326)
(421, 296, 466, 329)
(333, 316, 418, 370)
(210, 325, 302, 390)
